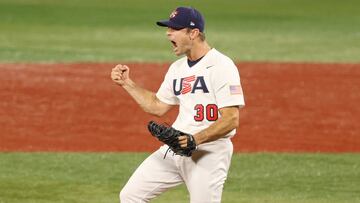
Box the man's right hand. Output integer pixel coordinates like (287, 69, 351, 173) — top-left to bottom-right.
(111, 64, 130, 86)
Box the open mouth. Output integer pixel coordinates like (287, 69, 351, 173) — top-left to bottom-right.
(171, 40, 177, 48)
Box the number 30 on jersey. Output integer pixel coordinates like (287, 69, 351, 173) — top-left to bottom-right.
(194, 104, 218, 121)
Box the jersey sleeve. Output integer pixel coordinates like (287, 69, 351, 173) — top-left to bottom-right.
(156, 66, 179, 105)
(211, 61, 245, 109)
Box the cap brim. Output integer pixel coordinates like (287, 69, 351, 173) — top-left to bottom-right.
(156, 20, 185, 30)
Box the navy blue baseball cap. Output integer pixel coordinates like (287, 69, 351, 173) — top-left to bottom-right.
(156, 7, 205, 32)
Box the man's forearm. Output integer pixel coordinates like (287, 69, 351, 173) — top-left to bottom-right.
(122, 80, 164, 116)
(111, 64, 172, 116)
(194, 107, 239, 145)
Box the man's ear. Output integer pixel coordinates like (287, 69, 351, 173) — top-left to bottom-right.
(190, 29, 200, 40)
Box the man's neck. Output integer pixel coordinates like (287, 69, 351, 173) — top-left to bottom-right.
(187, 41, 211, 61)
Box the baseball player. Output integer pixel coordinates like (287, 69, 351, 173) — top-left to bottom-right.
(111, 6, 245, 203)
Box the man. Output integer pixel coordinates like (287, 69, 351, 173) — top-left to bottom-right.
(111, 6, 245, 203)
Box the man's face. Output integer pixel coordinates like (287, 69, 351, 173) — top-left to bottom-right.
(166, 27, 192, 56)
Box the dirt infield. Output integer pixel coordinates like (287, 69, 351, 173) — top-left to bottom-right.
(1, 62, 359, 152)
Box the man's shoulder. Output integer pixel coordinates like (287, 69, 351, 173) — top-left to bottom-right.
(170, 56, 187, 68)
(210, 49, 234, 64)
(207, 49, 236, 69)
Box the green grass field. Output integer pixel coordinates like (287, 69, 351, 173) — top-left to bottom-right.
(0, 0, 359, 62)
(0, 153, 359, 203)
(1, 0, 360, 202)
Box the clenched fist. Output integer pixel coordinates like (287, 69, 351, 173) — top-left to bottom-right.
(111, 64, 130, 86)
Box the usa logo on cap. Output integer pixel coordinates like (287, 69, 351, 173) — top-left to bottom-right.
(169, 10, 178, 18)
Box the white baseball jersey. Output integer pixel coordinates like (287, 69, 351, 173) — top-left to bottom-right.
(156, 48, 245, 137)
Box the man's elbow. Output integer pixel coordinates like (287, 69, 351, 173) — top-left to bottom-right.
(220, 107, 240, 130)
(227, 112, 239, 130)
(152, 111, 166, 117)
(145, 106, 168, 117)
(144, 109, 164, 117)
